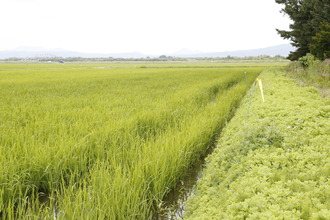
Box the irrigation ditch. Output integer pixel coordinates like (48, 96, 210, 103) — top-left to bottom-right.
(155, 141, 216, 219)
(153, 73, 258, 219)
(154, 99, 247, 219)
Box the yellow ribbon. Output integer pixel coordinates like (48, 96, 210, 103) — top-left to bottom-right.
(256, 78, 265, 102)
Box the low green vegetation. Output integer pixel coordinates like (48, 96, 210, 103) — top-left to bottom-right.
(0, 64, 263, 219)
(184, 69, 330, 219)
(285, 54, 330, 91)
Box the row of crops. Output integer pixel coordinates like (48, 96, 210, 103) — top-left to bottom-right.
(184, 69, 330, 219)
(0, 64, 263, 219)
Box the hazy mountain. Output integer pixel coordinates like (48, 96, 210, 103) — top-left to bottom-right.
(0, 44, 295, 59)
(170, 44, 295, 58)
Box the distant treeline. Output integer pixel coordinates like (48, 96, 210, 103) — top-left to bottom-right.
(1, 55, 288, 62)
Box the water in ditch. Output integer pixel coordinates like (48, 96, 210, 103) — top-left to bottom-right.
(155, 145, 216, 220)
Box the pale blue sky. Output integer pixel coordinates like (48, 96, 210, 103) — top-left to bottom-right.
(1, 0, 291, 54)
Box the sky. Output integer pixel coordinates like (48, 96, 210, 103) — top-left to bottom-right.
(1, 0, 291, 55)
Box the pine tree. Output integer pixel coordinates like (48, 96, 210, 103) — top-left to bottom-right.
(275, 0, 330, 60)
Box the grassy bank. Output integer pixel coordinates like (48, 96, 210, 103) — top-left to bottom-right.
(0, 64, 263, 219)
(285, 57, 330, 93)
(184, 69, 330, 219)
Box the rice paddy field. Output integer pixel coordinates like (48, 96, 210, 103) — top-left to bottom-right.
(0, 63, 268, 219)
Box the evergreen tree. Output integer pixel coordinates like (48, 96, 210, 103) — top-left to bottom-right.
(275, 0, 330, 60)
(310, 22, 330, 60)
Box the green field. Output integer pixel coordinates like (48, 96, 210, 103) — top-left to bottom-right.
(0, 61, 287, 70)
(184, 69, 330, 219)
(0, 63, 264, 219)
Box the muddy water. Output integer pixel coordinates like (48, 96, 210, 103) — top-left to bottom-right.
(156, 146, 215, 219)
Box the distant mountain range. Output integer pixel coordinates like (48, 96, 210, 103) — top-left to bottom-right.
(170, 44, 295, 58)
(0, 44, 295, 59)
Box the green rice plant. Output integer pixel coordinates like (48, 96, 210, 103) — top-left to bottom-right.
(0, 64, 262, 219)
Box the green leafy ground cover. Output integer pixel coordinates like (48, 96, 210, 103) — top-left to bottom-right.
(0, 64, 264, 219)
(184, 69, 330, 219)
